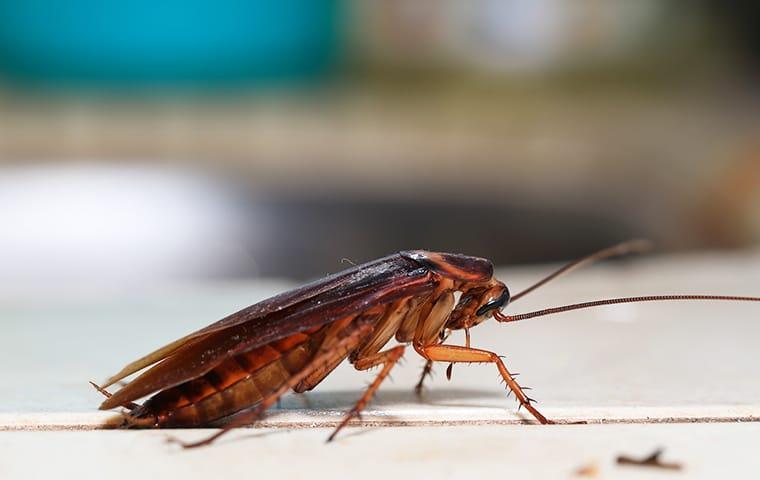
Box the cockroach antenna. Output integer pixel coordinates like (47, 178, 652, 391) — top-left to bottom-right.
(500, 238, 758, 321)
(496, 295, 760, 323)
(510, 239, 653, 302)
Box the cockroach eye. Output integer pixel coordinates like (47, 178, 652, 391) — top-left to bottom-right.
(476, 288, 510, 316)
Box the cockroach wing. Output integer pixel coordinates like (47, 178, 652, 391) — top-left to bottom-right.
(100, 254, 434, 409)
(102, 254, 415, 388)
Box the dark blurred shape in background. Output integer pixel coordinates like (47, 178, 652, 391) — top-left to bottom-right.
(0, 0, 758, 286)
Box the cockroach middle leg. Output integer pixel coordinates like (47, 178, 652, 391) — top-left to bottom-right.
(414, 330, 450, 395)
(414, 360, 434, 395)
(415, 344, 552, 424)
(444, 327, 471, 382)
(415, 326, 470, 391)
(328, 345, 405, 442)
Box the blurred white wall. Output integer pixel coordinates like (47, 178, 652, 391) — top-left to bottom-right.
(0, 165, 253, 289)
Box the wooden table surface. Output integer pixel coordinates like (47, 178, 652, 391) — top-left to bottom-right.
(1, 250, 759, 479)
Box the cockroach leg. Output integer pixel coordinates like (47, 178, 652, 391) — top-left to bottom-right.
(414, 330, 450, 394)
(445, 326, 471, 382)
(415, 344, 553, 424)
(414, 360, 434, 395)
(172, 321, 374, 449)
(328, 345, 405, 442)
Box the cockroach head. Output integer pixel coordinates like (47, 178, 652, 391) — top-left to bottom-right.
(446, 281, 510, 330)
(475, 284, 510, 316)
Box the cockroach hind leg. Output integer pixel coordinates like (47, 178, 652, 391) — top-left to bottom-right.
(166, 434, 211, 449)
(328, 346, 405, 442)
(326, 408, 360, 443)
(168, 320, 378, 449)
(166, 434, 205, 449)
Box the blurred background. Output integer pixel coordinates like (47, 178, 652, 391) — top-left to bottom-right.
(0, 0, 758, 289)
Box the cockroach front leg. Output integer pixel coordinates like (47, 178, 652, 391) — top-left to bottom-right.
(328, 345, 406, 442)
(414, 344, 553, 424)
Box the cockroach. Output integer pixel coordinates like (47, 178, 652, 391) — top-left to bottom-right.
(93, 240, 759, 448)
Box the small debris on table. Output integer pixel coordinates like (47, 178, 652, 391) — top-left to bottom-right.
(616, 448, 683, 471)
(574, 462, 599, 477)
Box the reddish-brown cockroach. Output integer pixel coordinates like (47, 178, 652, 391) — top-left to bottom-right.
(94, 240, 759, 447)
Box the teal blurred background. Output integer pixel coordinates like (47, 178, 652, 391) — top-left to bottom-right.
(0, 0, 342, 87)
(0, 1, 758, 286)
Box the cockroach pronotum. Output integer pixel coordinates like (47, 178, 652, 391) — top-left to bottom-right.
(93, 240, 759, 447)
